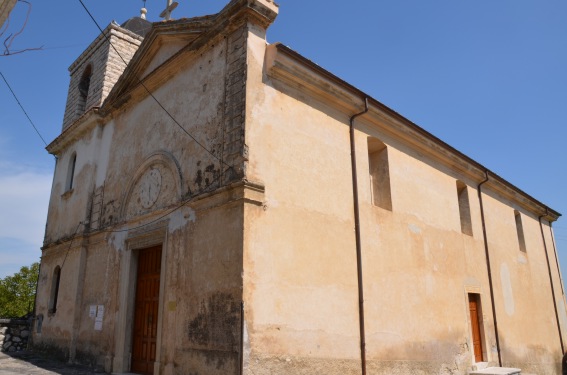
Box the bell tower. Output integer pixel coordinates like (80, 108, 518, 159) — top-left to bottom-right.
(61, 13, 151, 130)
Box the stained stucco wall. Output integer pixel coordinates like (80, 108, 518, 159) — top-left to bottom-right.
(244, 28, 361, 374)
(37, 3, 564, 373)
(356, 135, 494, 374)
(37, 22, 250, 374)
(243, 36, 566, 375)
(481, 192, 563, 373)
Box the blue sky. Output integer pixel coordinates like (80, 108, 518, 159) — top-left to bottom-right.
(0, 1, 566, 280)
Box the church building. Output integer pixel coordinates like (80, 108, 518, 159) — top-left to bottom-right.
(33, 1, 566, 374)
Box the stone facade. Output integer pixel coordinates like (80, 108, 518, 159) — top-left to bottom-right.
(0, 319, 31, 353)
(34, 0, 565, 374)
(61, 23, 143, 130)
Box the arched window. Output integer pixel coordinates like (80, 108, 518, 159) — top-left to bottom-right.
(48, 266, 61, 314)
(77, 65, 92, 114)
(66, 153, 77, 191)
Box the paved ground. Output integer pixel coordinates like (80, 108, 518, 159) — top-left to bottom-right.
(0, 351, 101, 375)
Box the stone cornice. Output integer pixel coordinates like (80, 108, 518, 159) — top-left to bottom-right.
(189, 179, 265, 213)
(266, 43, 561, 222)
(46, 108, 103, 156)
(41, 179, 265, 249)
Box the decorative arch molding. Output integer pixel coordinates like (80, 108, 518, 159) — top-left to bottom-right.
(120, 151, 184, 220)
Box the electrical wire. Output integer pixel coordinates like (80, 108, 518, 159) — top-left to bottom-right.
(76, 0, 234, 174)
(37, 1, 244, 261)
(99, 165, 231, 234)
(59, 222, 84, 271)
(63, 0, 242, 236)
(0, 71, 50, 148)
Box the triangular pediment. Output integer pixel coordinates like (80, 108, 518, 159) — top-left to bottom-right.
(101, 0, 278, 113)
(102, 15, 214, 110)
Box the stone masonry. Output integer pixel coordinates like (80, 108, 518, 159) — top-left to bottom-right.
(0, 319, 31, 353)
(62, 23, 143, 130)
(222, 23, 248, 182)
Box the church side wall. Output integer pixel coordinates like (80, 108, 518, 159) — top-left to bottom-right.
(546, 222, 567, 350)
(481, 192, 563, 373)
(243, 28, 361, 374)
(242, 39, 565, 375)
(356, 135, 493, 374)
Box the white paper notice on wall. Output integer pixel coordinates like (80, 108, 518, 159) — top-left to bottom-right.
(89, 305, 96, 318)
(94, 305, 104, 331)
(94, 320, 103, 331)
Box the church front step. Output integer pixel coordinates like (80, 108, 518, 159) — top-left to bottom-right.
(469, 367, 521, 375)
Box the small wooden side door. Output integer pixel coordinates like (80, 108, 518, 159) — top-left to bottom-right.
(131, 245, 162, 375)
(469, 294, 484, 362)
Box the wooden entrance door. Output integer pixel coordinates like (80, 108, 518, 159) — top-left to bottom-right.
(131, 245, 162, 375)
(468, 294, 484, 362)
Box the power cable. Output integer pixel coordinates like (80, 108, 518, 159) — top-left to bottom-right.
(53, 167, 226, 240)
(66, 0, 241, 236)
(0, 71, 50, 148)
(76, 0, 234, 174)
(99, 165, 230, 234)
(60, 222, 84, 271)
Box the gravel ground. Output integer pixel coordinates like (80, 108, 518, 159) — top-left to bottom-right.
(0, 351, 102, 375)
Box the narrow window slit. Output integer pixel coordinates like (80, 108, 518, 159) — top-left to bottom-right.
(457, 180, 473, 236)
(515, 210, 527, 252)
(368, 137, 392, 210)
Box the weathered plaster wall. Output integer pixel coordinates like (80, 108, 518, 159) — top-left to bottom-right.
(243, 37, 565, 375)
(167, 200, 243, 375)
(38, 17, 253, 374)
(546, 223, 567, 347)
(46, 28, 236, 243)
(357, 133, 494, 374)
(37, 1, 564, 374)
(44, 122, 110, 243)
(481, 192, 563, 374)
(244, 29, 361, 374)
(34, 244, 83, 356)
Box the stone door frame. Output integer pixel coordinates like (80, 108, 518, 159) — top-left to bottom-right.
(113, 222, 168, 374)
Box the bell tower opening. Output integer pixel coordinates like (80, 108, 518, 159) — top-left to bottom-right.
(77, 65, 92, 115)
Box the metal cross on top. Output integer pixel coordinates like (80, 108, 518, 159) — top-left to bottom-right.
(140, 0, 148, 19)
(159, 0, 179, 21)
